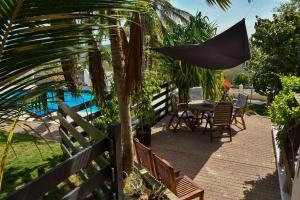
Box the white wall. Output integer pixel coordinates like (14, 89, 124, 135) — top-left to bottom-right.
(292, 150, 300, 200)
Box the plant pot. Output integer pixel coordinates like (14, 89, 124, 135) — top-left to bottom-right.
(136, 126, 152, 146)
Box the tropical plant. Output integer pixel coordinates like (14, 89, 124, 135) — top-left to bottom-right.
(0, 0, 147, 121)
(161, 12, 223, 102)
(0, 0, 149, 181)
(132, 70, 162, 130)
(0, 0, 237, 176)
(94, 81, 119, 134)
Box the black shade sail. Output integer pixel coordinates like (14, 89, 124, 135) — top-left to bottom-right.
(153, 19, 251, 70)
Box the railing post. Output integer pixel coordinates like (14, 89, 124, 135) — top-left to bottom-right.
(108, 122, 123, 200)
(165, 82, 170, 115)
(57, 90, 69, 152)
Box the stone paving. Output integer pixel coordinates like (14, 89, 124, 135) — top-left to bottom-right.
(150, 114, 281, 200)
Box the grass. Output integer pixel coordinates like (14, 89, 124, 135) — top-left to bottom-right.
(0, 131, 64, 199)
(246, 104, 268, 116)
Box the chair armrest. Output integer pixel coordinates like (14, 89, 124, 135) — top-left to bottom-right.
(174, 169, 181, 177)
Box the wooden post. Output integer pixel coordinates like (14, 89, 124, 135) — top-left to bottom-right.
(108, 122, 123, 200)
(57, 90, 69, 153)
(165, 82, 170, 116)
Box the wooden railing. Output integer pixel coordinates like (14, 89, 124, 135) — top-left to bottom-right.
(7, 102, 123, 200)
(152, 81, 176, 123)
(6, 82, 176, 199)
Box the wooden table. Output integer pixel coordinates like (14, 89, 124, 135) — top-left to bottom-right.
(188, 100, 216, 125)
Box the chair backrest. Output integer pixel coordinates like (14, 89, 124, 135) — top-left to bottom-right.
(235, 93, 248, 108)
(213, 102, 233, 125)
(153, 154, 177, 194)
(189, 87, 203, 101)
(133, 138, 156, 177)
(171, 93, 179, 114)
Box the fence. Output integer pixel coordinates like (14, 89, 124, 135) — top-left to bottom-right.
(6, 81, 176, 199)
(6, 101, 122, 200)
(152, 81, 176, 123)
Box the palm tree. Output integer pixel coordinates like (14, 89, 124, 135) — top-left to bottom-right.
(0, 0, 235, 175)
(107, 0, 234, 173)
(0, 0, 148, 181)
(141, 0, 192, 69)
(0, 0, 147, 119)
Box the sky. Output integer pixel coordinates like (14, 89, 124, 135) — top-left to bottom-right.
(170, 0, 290, 37)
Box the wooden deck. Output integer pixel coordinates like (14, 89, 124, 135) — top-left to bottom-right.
(150, 115, 281, 200)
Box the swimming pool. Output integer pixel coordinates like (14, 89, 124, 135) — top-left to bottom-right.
(27, 91, 100, 116)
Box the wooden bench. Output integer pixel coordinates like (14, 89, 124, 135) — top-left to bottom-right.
(133, 138, 156, 177)
(134, 138, 204, 199)
(153, 154, 204, 200)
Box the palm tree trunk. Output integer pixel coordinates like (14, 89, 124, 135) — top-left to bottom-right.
(108, 10, 133, 173)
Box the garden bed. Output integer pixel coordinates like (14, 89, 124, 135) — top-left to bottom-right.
(124, 164, 179, 200)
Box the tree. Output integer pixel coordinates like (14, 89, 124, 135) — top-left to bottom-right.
(249, 1, 300, 102)
(234, 73, 252, 86)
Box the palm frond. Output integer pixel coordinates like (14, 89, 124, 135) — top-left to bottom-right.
(88, 38, 107, 103)
(0, 0, 149, 122)
(0, 117, 18, 191)
(125, 12, 143, 95)
(206, 0, 231, 10)
(159, 0, 192, 24)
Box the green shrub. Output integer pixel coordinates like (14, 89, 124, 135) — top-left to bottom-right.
(132, 70, 162, 129)
(94, 81, 119, 134)
(269, 75, 300, 146)
(234, 73, 252, 86)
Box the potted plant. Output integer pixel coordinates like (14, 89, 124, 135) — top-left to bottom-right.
(133, 70, 162, 146)
(94, 81, 120, 134)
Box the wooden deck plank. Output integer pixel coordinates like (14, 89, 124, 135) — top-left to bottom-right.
(150, 115, 281, 200)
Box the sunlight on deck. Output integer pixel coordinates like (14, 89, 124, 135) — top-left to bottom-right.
(150, 115, 280, 200)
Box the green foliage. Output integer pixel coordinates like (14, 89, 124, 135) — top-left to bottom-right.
(124, 165, 167, 200)
(94, 82, 119, 133)
(0, 132, 63, 199)
(161, 12, 223, 102)
(269, 75, 300, 146)
(252, 71, 281, 103)
(132, 70, 162, 129)
(281, 75, 300, 91)
(0, 0, 149, 123)
(234, 73, 252, 86)
(249, 1, 300, 101)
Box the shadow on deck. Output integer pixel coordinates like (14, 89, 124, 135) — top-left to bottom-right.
(150, 115, 281, 200)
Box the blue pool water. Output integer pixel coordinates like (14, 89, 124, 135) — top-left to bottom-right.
(27, 91, 100, 116)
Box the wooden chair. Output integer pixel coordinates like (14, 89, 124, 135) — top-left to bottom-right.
(204, 102, 233, 143)
(133, 138, 156, 177)
(133, 138, 180, 177)
(168, 93, 195, 132)
(232, 93, 248, 129)
(153, 154, 204, 200)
